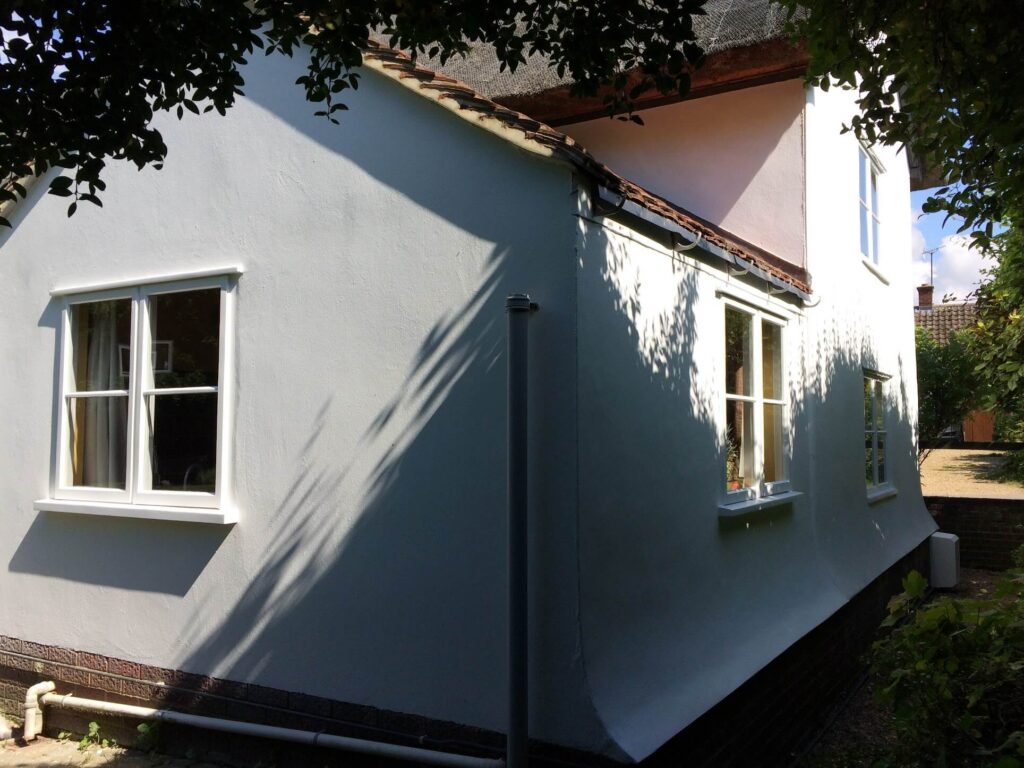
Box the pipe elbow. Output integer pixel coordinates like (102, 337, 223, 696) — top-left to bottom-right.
(22, 681, 56, 741)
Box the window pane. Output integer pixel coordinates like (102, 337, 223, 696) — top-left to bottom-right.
(871, 215, 880, 264)
(762, 322, 783, 400)
(874, 381, 885, 430)
(860, 205, 870, 258)
(151, 289, 220, 388)
(864, 379, 874, 430)
(725, 308, 752, 396)
(146, 392, 218, 492)
(68, 395, 128, 488)
(877, 433, 886, 484)
(726, 400, 755, 491)
(859, 151, 867, 203)
(70, 299, 131, 391)
(870, 169, 879, 216)
(763, 403, 785, 483)
(865, 432, 875, 485)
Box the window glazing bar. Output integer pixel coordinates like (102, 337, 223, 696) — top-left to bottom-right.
(141, 386, 218, 396)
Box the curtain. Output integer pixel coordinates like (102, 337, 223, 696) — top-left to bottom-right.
(77, 302, 127, 488)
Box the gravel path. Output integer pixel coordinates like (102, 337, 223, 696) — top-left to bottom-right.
(920, 448, 1024, 499)
(0, 739, 226, 768)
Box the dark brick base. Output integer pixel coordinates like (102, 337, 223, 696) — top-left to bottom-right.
(926, 496, 1024, 570)
(641, 541, 930, 768)
(1, 542, 928, 767)
(0, 638, 508, 767)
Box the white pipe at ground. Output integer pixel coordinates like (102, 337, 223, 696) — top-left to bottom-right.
(38, 691, 503, 768)
(22, 681, 55, 740)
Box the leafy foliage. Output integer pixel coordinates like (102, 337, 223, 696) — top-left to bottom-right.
(990, 449, 1024, 486)
(993, 412, 1024, 443)
(781, 0, 1024, 249)
(871, 561, 1024, 767)
(77, 720, 116, 751)
(915, 325, 981, 460)
(0, 0, 708, 223)
(134, 721, 160, 752)
(969, 222, 1024, 414)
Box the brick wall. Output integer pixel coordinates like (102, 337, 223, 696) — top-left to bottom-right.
(926, 496, 1024, 570)
(641, 541, 929, 768)
(0, 636, 508, 767)
(1, 542, 929, 767)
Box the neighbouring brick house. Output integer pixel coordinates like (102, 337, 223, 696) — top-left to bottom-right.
(1, 2, 937, 765)
(914, 284, 995, 442)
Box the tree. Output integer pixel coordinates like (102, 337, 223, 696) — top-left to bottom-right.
(969, 219, 1024, 483)
(970, 221, 1024, 414)
(915, 326, 980, 464)
(0, 0, 707, 224)
(784, 1, 1024, 464)
(782, 0, 1024, 248)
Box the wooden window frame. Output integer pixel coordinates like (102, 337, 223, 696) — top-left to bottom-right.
(37, 270, 239, 524)
(722, 298, 790, 505)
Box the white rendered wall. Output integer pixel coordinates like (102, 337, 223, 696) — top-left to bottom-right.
(0, 56, 935, 763)
(802, 82, 933, 594)
(569, 82, 935, 761)
(563, 80, 807, 267)
(0, 53, 608, 753)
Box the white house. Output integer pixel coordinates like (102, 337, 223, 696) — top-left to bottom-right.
(0, 5, 936, 766)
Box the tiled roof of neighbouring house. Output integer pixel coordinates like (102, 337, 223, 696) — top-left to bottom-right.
(361, 40, 811, 296)
(414, 0, 797, 100)
(914, 303, 977, 344)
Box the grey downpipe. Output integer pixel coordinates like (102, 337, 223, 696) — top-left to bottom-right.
(506, 294, 535, 768)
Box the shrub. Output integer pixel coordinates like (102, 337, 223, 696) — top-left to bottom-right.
(870, 559, 1024, 767)
(916, 326, 982, 464)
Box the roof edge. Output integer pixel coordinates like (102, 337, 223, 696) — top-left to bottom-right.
(361, 41, 811, 297)
(495, 37, 809, 127)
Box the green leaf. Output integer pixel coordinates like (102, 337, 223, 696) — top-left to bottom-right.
(903, 570, 928, 599)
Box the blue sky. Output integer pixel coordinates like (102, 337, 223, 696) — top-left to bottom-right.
(909, 189, 989, 306)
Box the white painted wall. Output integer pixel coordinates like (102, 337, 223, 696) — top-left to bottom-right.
(802, 82, 931, 594)
(567, 81, 934, 761)
(0, 52, 608, 754)
(0, 53, 934, 765)
(562, 80, 807, 267)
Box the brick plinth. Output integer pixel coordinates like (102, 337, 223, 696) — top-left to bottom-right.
(641, 541, 929, 768)
(926, 496, 1024, 570)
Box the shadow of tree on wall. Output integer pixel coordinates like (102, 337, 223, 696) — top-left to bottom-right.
(164, 207, 737, 757)
(5, 49, 933, 764)
(169, 195, 928, 764)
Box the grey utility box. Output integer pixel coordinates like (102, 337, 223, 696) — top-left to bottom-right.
(930, 532, 960, 589)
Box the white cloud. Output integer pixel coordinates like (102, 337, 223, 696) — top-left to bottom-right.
(910, 208, 926, 255)
(912, 234, 989, 304)
(909, 213, 930, 304)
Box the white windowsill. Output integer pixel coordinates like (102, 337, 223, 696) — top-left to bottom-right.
(861, 258, 890, 285)
(866, 484, 898, 505)
(34, 498, 237, 525)
(718, 491, 803, 520)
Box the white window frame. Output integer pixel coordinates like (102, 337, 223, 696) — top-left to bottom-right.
(38, 269, 238, 524)
(864, 369, 891, 492)
(721, 297, 790, 505)
(859, 146, 883, 266)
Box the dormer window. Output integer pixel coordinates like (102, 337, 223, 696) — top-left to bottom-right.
(859, 147, 881, 264)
